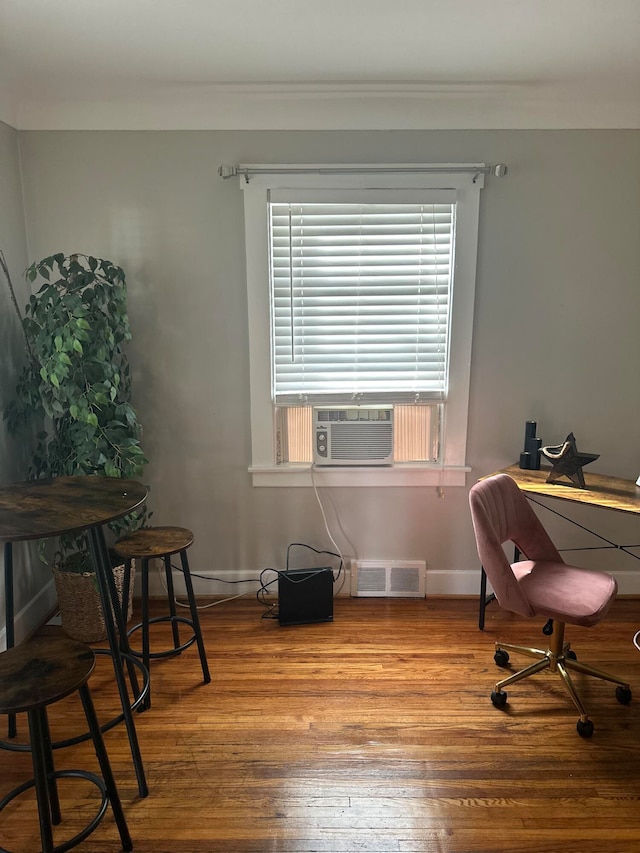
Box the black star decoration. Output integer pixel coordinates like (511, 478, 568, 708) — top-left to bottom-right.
(540, 432, 599, 489)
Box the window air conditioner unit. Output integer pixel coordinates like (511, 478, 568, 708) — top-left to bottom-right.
(313, 406, 393, 466)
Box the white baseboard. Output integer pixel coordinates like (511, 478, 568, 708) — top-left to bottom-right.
(0, 577, 57, 650)
(425, 569, 482, 596)
(132, 565, 640, 600)
(136, 566, 484, 598)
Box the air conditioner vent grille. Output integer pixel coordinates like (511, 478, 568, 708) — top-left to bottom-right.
(330, 424, 394, 459)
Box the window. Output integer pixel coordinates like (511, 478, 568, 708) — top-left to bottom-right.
(239, 165, 484, 487)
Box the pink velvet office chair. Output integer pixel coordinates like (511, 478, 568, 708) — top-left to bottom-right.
(468, 473, 632, 737)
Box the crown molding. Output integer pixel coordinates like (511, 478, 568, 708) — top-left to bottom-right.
(5, 82, 640, 130)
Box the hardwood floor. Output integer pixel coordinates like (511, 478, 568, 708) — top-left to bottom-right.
(2, 596, 640, 852)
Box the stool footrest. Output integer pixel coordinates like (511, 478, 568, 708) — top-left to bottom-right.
(0, 769, 110, 853)
(127, 615, 198, 659)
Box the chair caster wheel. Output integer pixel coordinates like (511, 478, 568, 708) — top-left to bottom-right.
(565, 649, 577, 661)
(615, 686, 632, 705)
(577, 719, 594, 738)
(491, 690, 508, 709)
(494, 649, 510, 667)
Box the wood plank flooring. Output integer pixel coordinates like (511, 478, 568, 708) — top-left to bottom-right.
(2, 596, 640, 852)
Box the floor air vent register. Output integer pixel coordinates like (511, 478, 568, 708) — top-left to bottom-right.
(350, 560, 426, 598)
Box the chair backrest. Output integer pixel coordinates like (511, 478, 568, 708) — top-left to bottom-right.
(469, 474, 563, 617)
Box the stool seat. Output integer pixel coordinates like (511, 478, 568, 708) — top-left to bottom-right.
(0, 637, 94, 714)
(114, 526, 194, 559)
(0, 637, 132, 852)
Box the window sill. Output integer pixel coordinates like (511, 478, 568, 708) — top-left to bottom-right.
(248, 464, 471, 488)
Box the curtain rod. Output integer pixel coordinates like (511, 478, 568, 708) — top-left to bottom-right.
(218, 163, 508, 182)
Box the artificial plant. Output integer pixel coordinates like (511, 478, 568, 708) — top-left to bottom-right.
(2, 250, 149, 570)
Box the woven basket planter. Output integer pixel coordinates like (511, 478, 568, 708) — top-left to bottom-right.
(53, 562, 135, 644)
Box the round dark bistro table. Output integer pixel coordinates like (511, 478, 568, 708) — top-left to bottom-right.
(0, 475, 150, 797)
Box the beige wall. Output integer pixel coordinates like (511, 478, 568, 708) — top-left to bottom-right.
(0, 120, 54, 645)
(10, 128, 640, 603)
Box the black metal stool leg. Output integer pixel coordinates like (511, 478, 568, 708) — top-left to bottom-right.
(79, 683, 133, 852)
(141, 557, 151, 709)
(120, 557, 143, 704)
(27, 708, 55, 853)
(179, 550, 211, 684)
(41, 710, 61, 826)
(88, 526, 149, 798)
(4, 542, 16, 740)
(164, 555, 182, 651)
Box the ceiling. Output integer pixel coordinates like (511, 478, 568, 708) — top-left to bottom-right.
(1, 0, 639, 130)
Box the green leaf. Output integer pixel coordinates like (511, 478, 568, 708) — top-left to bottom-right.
(70, 405, 79, 419)
(104, 461, 120, 477)
(50, 373, 60, 388)
(72, 339, 83, 354)
(87, 412, 99, 427)
(40, 367, 48, 382)
(54, 335, 63, 351)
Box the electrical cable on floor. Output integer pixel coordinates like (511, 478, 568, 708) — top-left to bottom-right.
(257, 568, 280, 619)
(153, 562, 262, 610)
(151, 560, 286, 618)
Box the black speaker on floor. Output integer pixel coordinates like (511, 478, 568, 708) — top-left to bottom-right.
(277, 567, 334, 626)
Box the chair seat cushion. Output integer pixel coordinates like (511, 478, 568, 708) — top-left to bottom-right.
(513, 560, 617, 627)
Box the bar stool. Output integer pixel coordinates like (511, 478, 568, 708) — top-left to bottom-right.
(114, 526, 211, 710)
(0, 636, 132, 853)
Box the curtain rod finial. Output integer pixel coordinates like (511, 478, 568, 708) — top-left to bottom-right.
(493, 164, 508, 177)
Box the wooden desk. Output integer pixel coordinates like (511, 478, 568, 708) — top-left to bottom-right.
(493, 465, 640, 516)
(478, 465, 640, 629)
(0, 475, 149, 797)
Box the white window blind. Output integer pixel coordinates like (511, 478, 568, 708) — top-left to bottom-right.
(270, 198, 456, 406)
